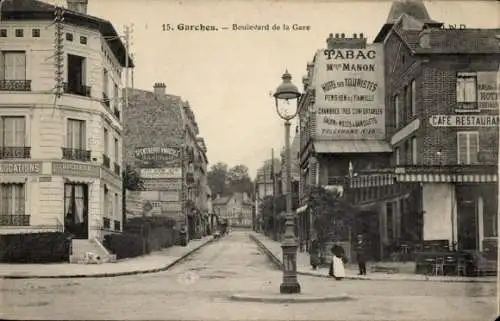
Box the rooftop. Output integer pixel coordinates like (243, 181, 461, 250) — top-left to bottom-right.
(0, 0, 133, 67)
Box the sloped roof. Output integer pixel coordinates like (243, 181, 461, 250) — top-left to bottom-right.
(386, 0, 434, 24)
(0, 0, 133, 67)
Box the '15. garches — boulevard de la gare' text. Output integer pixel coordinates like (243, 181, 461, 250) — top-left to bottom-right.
(162, 23, 311, 31)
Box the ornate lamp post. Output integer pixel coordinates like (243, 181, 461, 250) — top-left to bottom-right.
(272, 70, 301, 294)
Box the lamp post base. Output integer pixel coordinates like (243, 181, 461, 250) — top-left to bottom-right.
(280, 282, 301, 294)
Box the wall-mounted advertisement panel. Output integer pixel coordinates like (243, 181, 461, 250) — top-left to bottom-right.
(140, 167, 182, 179)
(313, 44, 385, 140)
(135, 146, 181, 168)
(477, 72, 499, 110)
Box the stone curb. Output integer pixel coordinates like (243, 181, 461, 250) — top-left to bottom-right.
(229, 293, 353, 303)
(0, 237, 217, 279)
(249, 233, 496, 284)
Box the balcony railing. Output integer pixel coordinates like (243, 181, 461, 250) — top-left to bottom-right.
(114, 220, 120, 231)
(0, 146, 31, 159)
(103, 154, 110, 168)
(113, 107, 121, 120)
(103, 217, 111, 229)
(114, 162, 121, 176)
(0, 80, 31, 91)
(62, 148, 91, 162)
(102, 92, 110, 108)
(0, 214, 30, 226)
(63, 82, 91, 97)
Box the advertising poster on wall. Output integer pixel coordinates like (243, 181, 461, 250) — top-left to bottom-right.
(134, 146, 181, 168)
(477, 72, 499, 110)
(140, 167, 182, 179)
(312, 44, 385, 140)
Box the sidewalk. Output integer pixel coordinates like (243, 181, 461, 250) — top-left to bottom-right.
(250, 232, 497, 283)
(0, 235, 214, 279)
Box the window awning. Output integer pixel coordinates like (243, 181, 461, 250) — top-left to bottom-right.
(313, 140, 392, 154)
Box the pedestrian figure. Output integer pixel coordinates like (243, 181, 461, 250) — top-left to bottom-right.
(309, 239, 320, 270)
(355, 234, 368, 275)
(330, 243, 347, 280)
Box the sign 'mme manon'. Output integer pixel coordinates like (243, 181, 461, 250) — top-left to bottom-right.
(313, 45, 385, 140)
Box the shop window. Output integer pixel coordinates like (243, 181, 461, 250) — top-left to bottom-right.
(483, 193, 498, 238)
(456, 73, 477, 110)
(64, 183, 88, 238)
(386, 202, 394, 240)
(457, 132, 479, 164)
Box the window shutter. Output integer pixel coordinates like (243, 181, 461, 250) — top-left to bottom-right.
(14, 53, 26, 80)
(0, 52, 4, 81)
(457, 132, 467, 164)
(80, 120, 86, 149)
(0, 117, 3, 146)
(66, 120, 73, 148)
(456, 78, 464, 102)
(469, 132, 479, 164)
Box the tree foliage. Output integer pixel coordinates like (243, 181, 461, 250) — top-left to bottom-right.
(122, 164, 143, 222)
(207, 162, 229, 197)
(307, 186, 356, 246)
(207, 162, 254, 199)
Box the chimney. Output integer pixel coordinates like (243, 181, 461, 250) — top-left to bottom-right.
(419, 27, 432, 48)
(67, 0, 88, 14)
(153, 82, 166, 97)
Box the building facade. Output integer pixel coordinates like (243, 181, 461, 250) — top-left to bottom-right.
(124, 83, 210, 240)
(375, 2, 499, 254)
(0, 0, 130, 250)
(298, 0, 499, 261)
(213, 192, 253, 228)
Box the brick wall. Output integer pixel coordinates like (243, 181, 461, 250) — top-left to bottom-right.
(123, 89, 184, 166)
(384, 31, 500, 166)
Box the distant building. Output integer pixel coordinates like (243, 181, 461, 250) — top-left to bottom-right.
(213, 192, 253, 228)
(124, 83, 210, 240)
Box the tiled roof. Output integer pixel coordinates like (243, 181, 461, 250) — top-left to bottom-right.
(1, 0, 53, 11)
(414, 29, 500, 54)
(396, 28, 500, 54)
(1, 0, 133, 67)
(385, 0, 435, 24)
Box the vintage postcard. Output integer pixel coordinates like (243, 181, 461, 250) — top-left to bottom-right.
(0, 0, 498, 320)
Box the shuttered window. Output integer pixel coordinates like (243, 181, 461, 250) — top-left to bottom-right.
(457, 132, 479, 164)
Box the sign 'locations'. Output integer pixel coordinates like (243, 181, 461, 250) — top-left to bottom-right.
(429, 115, 500, 127)
(313, 45, 385, 140)
(140, 167, 182, 179)
(477, 72, 499, 110)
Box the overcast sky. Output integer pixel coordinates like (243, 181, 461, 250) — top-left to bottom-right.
(49, 0, 499, 177)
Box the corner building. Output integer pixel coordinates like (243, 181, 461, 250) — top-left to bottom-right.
(375, 1, 499, 254)
(0, 0, 131, 251)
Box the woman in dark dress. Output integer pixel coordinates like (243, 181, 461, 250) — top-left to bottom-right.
(310, 239, 320, 270)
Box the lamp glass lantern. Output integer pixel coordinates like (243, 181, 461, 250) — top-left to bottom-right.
(273, 70, 301, 294)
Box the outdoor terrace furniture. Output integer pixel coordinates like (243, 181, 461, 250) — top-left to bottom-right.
(415, 251, 474, 276)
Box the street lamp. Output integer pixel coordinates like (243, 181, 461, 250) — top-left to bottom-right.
(272, 70, 301, 294)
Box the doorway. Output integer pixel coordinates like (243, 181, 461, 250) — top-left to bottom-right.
(64, 183, 89, 239)
(457, 185, 478, 251)
(354, 210, 381, 261)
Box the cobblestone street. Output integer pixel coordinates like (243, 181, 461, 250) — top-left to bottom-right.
(1, 231, 497, 320)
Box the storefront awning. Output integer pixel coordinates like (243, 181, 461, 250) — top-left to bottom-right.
(396, 173, 498, 183)
(314, 140, 392, 154)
